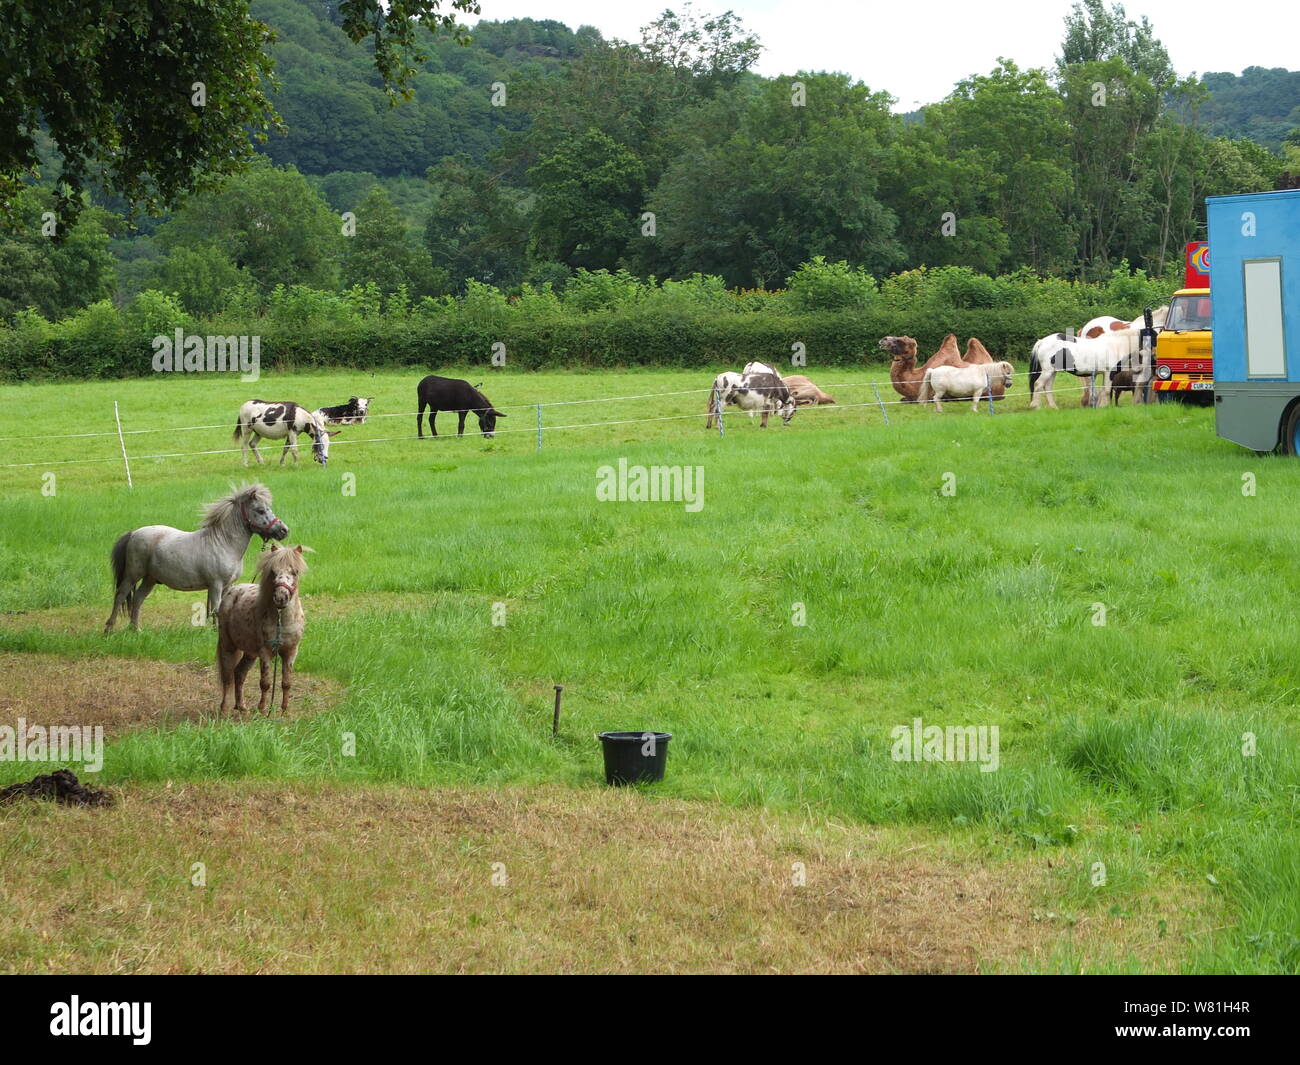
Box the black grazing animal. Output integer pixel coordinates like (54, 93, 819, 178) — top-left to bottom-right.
(313, 396, 372, 426)
(416, 376, 507, 438)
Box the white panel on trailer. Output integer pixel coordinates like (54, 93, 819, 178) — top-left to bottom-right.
(1244, 258, 1286, 377)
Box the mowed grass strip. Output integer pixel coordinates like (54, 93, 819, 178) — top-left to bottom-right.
(0, 782, 1199, 975)
(2, 368, 1299, 972)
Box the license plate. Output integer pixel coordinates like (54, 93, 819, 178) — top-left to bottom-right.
(1191, 381, 1214, 390)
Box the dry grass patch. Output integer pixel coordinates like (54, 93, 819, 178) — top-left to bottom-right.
(0, 782, 1196, 974)
(0, 652, 343, 736)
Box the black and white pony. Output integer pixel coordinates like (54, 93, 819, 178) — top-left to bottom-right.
(1027, 327, 1151, 410)
(706, 361, 796, 428)
(313, 396, 372, 426)
(736, 361, 796, 426)
(234, 400, 336, 466)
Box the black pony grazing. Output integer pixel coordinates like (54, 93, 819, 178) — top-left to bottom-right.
(416, 376, 507, 438)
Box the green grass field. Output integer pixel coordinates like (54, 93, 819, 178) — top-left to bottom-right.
(2, 365, 1299, 973)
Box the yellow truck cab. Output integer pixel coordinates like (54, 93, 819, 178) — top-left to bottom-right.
(1153, 288, 1213, 400)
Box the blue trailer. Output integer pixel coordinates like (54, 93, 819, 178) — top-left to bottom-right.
(1209, 189, 1300, 453)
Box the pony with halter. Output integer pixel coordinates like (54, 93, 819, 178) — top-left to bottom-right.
(105, 483, 288, 632)
(217, 544, 312, 716)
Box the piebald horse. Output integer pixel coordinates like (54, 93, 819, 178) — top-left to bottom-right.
(1028, 325, 1153, 410)
(234, 400, 335, 467)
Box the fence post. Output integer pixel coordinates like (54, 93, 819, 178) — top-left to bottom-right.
(713, 384, 724, 438)
(113, 401, 133, 489)
(987, 374, 996, 416)
(536, 403, 543, 451)
(870, 383, 889, 425)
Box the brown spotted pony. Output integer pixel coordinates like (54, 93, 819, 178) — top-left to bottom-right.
(217, 544, 311, 716)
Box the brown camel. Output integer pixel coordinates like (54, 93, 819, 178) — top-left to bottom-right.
(879, 334, 965, 403)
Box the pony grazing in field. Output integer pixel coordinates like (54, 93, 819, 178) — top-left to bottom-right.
(918, 362, 1014, 412)
(313, 396, 372, 427)
(217, 544, 311, 716)
(105, 483, 288, 633)
(416, 376, 507, 438)
(1028, 327, 1147, 410)
(234, 400, 336, 467)
(733, 364, 796, 426)
(706, 365, 796, 427)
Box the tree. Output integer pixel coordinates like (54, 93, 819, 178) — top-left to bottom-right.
(157, 159, 343, 290)
(151, 245, 253, 318)
(914, 60, 1075, 273)
(529, 130, 646, 271)
(1059, 0, 1174, 90)
(1, 0, 478, 229)
(343, 186, 436, 296)
(1139, 78, 1210, 273)
(639, 5, 762, 97)
(1058, 58, 1160, 274)
(641, 73, 904, 286)
(0, 188, 115, 320)
(424, 156, 527, 290)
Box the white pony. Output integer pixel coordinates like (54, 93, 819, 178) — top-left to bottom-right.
(1028, 327, 1146, 410)
(918, 362, 1014, 412)
(105, 483, 289, 632)
(234, 400, 335, 467)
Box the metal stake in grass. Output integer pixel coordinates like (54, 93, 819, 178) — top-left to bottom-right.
(552, 684, 564, 736)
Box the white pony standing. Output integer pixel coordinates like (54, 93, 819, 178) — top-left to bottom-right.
(105, 483, 288, 632)
(918, 362, 1014, 412)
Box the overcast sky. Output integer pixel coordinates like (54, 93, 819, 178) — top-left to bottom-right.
(467, 0, 1300, 111)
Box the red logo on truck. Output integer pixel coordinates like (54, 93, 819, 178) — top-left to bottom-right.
(1185, 242, 1210, 288)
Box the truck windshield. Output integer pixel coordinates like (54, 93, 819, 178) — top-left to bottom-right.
(1166, 295, 1212, 331)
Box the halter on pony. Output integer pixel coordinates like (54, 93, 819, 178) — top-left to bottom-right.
(242, 500, 284, 541)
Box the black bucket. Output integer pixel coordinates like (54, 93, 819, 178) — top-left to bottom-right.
(598, 731, 672, 786)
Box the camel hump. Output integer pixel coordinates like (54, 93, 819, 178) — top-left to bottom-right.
(964, 337, 993, 363)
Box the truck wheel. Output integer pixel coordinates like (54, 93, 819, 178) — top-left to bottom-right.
(1282, 405, 1300, 456)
